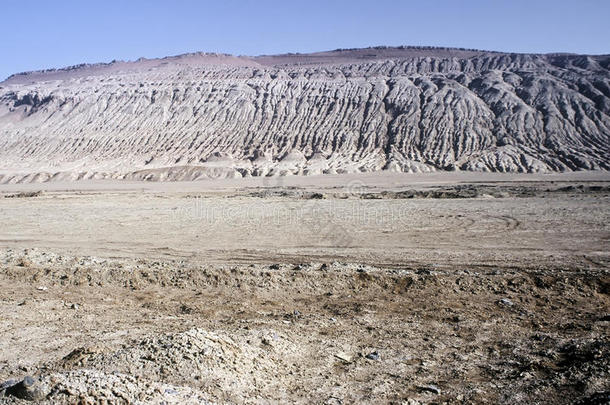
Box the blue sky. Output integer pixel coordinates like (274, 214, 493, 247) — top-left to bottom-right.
(1, 0, 609, 80)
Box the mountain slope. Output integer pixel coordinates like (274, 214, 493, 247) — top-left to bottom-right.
(1, 46, 609, 183)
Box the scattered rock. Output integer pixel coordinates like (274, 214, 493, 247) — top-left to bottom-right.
(365, 351, 380, 361)
(0, 379, 17, 396)
(334, 352, 352, 363)
(418, 384, 441, 395)
(325, 397, 342, 405)
(261, 337, 271, 346)
(4, 376, 47, 401)
(498, 298, 514, 307)
(17, 257, 33, 267)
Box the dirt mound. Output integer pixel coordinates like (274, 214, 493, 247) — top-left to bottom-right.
(0, 248, 608, 403)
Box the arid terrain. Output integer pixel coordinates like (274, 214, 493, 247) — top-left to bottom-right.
(0, 172, 608, 404)
(0, 44, 609, 404)
(1, 46, 609, 183)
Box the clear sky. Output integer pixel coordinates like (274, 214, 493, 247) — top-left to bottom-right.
(2, 0, 609, 80)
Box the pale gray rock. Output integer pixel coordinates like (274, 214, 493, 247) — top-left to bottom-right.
(3, 376, 47, 401)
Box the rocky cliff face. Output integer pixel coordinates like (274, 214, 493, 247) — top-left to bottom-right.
(0, 47, 609, 183)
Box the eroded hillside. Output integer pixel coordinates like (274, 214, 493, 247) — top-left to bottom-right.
(0, 47, 609, 183)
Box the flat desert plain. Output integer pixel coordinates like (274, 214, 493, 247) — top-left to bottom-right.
(0, 172, 608, 404)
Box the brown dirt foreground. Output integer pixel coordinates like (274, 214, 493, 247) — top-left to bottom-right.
(0, 176, 609, 404)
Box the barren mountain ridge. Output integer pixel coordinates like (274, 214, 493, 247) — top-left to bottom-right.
(1, 46, 609, 183)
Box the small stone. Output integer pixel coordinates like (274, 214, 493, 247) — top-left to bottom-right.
(498, 298, 514, 307)
(1, 379, 17, 396)
(5, 376, 47, 401)
(419, 384, 441, 395)
(0, 379, 17, 390)
(365, 351, 380, 361)
(334, 352, 352, 363)
(325, 397, 342, 405)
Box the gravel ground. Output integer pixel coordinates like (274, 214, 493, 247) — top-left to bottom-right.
(0, 177, 608, 403)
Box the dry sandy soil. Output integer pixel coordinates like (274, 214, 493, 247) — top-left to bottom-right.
(0, 172, 608, 404)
